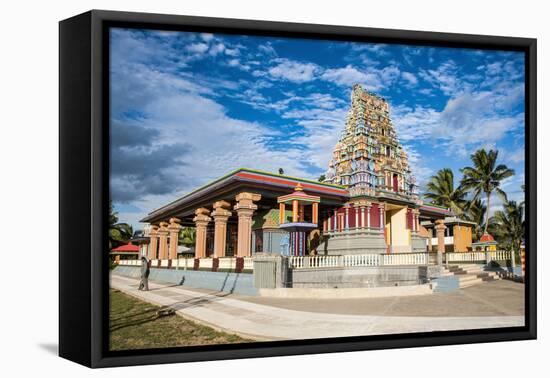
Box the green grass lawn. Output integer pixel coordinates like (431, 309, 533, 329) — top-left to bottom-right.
(110, 289, 251, 351)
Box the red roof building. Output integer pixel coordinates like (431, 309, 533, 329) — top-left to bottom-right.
(111, 242, 140, 252)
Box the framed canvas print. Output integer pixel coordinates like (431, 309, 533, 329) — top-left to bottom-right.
(59, 10, 536, 368)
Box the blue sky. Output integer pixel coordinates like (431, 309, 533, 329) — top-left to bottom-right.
(109, 28, 525, 229)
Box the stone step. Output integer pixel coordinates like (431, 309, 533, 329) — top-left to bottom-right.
(457, 275, 481, 283)
(454, 268, 484, 273)
(460, 278, 483, 288)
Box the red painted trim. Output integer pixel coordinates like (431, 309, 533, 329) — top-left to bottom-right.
(235, 172, 348, 196)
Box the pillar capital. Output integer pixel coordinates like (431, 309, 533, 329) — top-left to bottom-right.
(167, 217, 182, 231)
(234, 192, 261, 212)
(149, 225, 159, 236)
(157, 228, 169, 236)
(193, 207, 212, 223)
(213, 200, 231, 210)
(212, 201, 232, 219)
(435, 219, 447, 230)
(235, 192, 261, 204)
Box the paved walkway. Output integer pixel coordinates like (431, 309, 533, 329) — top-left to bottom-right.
(111, 275, 524, 341)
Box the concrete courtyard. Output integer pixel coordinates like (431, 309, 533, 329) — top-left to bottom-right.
(110, 274, 525, 341)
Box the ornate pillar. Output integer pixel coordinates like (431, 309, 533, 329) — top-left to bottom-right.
(379, 203, 385, 230)
(327, 210, 332, 232)
(354, 204, 359, 229)
(212, 200, 232, 258)
(292, 200, 299, 223)
(435, 219, 447, 267)
(148, 225, 159, 260)
(298, 204, 305, 222)
(333, 209, 338, 231)
(234, 192, 261, 257)
(157, 222, 169, 260)
(279, 203, 286, 225)
(344, 205, 350, 230)
(411, 209, 420, 233)
(312, 202, 319, 224)
(366, 202, 372, 228)
(167, 218, 182, 260)
(193, 208, 211, 259)
(338, 213, 345, 231)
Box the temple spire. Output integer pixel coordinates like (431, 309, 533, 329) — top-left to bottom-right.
(324, 84, 418, 199)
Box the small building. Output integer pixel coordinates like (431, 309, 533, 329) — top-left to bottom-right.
(110, 242, 140, 261)
(472, 233, 498, 251)
(421, 217, 476, 252)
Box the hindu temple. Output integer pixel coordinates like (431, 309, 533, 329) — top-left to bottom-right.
(138, 85, 466, 261)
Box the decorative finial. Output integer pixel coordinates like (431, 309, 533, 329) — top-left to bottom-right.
(295, 183, 303, 191)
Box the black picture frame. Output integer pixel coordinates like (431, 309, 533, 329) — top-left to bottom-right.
(59, 9, 537, 368)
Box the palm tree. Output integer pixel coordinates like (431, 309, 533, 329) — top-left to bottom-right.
(108, 201, 133, 249)
(463, 198, 487, 241)
(490, 200, 524, 265)
(424, 168, 468, 215)
(178, 227, 196, 247)
(460, 149, 515, 234)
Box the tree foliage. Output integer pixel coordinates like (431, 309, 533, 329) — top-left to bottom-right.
(179, 227, 196, 247)
(108, 201, 133, 249)
(424, 168, 468, 216)
(490, 200, 524, 264)
(460, 149, 515, 234)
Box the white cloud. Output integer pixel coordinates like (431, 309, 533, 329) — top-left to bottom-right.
(393, 89, 524, 158)
(268, 59, 319, 82)
(419, 60, 465, 96)
(209, 43, 226, 56)
(321, 65, 400, 91)
(200, 33, 214, 41)
(186, 42, 209, 54)
(321, 65, 373, 87)
(225, 48, 240, 56)
(401, 71, 418, 86)
(258, 43, 277, 57)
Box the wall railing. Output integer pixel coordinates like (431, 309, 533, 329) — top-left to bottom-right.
(288, 252, 428, 269)
(116, 251, 513, 271)
(117, 256, 254, 271)
(288, 251, 512, 269)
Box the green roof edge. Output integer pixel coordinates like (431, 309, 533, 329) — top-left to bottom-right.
(145, 168, 347, 218)
(238, 168, 346, 189)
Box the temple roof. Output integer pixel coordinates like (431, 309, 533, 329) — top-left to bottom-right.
(277, 183, 321, 204)
(141, 168, 348, 223)
(111, 242, 140, 252)
(480, 233, 496, 243)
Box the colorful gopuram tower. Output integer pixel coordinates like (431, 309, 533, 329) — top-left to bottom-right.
(324, 84, 418, 200)
(318, 84, 425, 255)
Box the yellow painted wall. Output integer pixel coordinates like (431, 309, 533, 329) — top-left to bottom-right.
(388, 207, 409, 251)
(453, 225, 472, 252)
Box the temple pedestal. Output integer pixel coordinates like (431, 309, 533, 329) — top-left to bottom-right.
(317, 229, 387, 255)
(279, 222, 318, 256)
